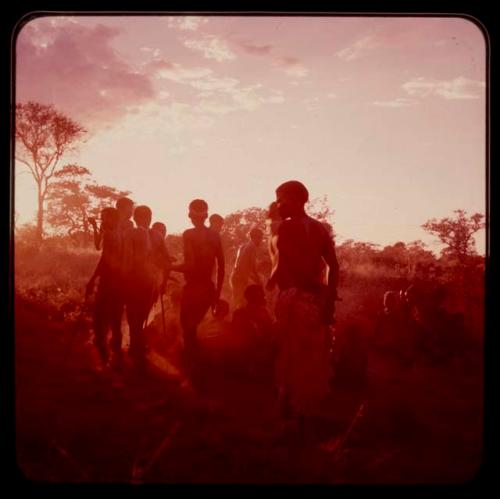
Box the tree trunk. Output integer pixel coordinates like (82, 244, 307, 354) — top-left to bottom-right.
(36, 188, 44, 241)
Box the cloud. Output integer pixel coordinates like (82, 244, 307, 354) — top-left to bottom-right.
(16, 18, 155, 128)
(153, 63, 213, 83)
(284, 65, 309, 78)
(234, 40, 309, 78)
(149, 58, 284, 114)
(262, 94, 285, 104)
(184, 35, 236, 62)
(195, 87, 285, 115)
(372, 97, 415, 108)
(237, 41, 273, 56)
(167, 16, 209, 31)
(190, 76, 239, 92)
(336, 35, 378, 62)
(273, 55, 309, 78)
(402, 76, 486, 100)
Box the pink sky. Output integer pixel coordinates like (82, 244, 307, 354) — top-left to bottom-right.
(15, 15, 487, 253)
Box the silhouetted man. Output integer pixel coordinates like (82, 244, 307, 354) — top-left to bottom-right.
(271, 180, 339, 424)
(85, 207, 123, 367)
(89, 197, 134, 251)
(170, 199, 225, 364)
(209, 213, 224, 234)
(372, 291, 415, 371)
(265, 201, 282, 293)
(230, 227, 264, 307)
(123, 205, 168, 370)
(151, 221, 176, 305)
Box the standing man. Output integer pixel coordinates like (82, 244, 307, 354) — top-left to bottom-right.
(170, 199, 225, 367)
(230, 227, 264, 308)
(208, 213, 225, 234)
(271, 180, 339, 429)
(87, 197, 134, 368)
(85, 207, 122, 367)
(123, 205, 168, 370)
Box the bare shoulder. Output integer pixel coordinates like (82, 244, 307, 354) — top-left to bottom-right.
(149, 229, 163, 244)
(207, 227, 222, 244)
(182, 228, 195, 240)
(307, 216, 327, 230)
(308, 216, 333, 240)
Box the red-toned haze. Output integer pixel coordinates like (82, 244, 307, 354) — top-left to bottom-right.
(15, 15, 486, 252)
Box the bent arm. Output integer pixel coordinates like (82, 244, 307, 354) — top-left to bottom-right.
(323, 239, 339, 300)
(170, 232, 194, 273)
(215, 241, 225, 301)
(89, 220, 102, 251)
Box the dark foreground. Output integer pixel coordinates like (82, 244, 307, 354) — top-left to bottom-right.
(15, 296, 482, 484)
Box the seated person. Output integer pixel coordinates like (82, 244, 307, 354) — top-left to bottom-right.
(231, 284, 275, 377)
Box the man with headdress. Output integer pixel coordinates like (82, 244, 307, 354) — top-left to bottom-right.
(270, 180, 339, 426)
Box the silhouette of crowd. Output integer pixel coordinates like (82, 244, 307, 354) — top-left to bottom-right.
(85, 180, 341, 423)
(84, 179, 471, 433)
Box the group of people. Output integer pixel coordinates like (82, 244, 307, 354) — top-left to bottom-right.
(85, 180, 341, 425)
(372, 284, 471, 370)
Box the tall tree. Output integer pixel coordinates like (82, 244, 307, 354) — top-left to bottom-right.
(46, 164, 130, 245)
(422, 209, 485, 264)
(15, 102, 86, 240)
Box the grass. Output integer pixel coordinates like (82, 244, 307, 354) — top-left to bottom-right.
(14, 239, 484, 483)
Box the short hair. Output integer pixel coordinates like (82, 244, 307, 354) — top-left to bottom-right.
(276, 180, 309, 204)
(101, 207, 119, 226)
(152, 222, 167, 237)
(189, 199, 208, 216)
(249, 227, 263, 240)
(209, 213, 224, 225)
(134, 205, 152, 223)
(115, 197, 134, 211)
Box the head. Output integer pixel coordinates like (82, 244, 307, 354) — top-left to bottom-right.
(209, 213, 224, 233)
(249, 227, 264, 246)
(152, 222, 167, 239)
(404, 284, 419, 305)
(115, 197, 134, 221)
(383, 291, 398, 313)
(244, 284, 266, 307)
(267, 201, 281, 222)
(188, 199, 208, 228)
(100, 207, 119, 231)
(275, 180, 309, 219)
(133, 205, 152, 228)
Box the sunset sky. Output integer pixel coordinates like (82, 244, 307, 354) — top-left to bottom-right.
(15, 15, 487, 253)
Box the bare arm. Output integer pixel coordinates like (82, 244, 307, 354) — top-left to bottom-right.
(89, 218, 102, 251)
(86, 256, 103, 297)
(249, 247, 262, 285)
(215, 237, 225, 301)
(322, 234, 340, 324)
(170, 231, 194, 273)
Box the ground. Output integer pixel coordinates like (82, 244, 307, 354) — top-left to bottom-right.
(15, 295, 483, 484)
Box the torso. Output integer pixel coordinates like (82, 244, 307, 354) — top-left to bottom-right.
(275, 215, 330, 291)
(183, 226, 221, 285)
